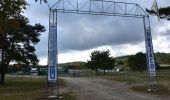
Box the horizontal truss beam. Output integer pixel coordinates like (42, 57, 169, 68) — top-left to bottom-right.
(51, 0, 148, 18)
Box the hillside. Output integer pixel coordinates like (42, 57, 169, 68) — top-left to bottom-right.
(59, 61, 87, 69)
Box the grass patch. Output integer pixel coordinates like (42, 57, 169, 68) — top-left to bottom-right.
(94, 70, 170, 86)
(96, 72, 147, 84)
(131, 84, 170, 95)
(157, 71, 170, 81)
(0, 77, 67, 100)
(107, 75, 145, 84)
(0, 78, 46, 100)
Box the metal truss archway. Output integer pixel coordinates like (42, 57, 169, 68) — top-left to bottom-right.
(48, 0, 157, 92)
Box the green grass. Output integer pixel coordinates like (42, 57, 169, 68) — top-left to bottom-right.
(0, 77, 70, 100)
(95, 72, 148, 84)
(96, 71, 170, 85)
(0, 78, 46, 100)
(157, 70, 170, 81)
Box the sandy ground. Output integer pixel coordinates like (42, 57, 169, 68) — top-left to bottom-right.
(60, 77, 170, 100)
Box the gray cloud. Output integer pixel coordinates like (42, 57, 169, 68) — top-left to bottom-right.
(162, 24, 170, 37)
(162, 28, 170, 36)
(58, 14, 144, 52)
(25, 0, 170, 58)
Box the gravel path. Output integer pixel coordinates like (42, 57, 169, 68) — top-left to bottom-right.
(61, 77, 170, 100)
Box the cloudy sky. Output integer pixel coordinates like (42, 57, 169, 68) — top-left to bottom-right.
(24, 0, 170, 65)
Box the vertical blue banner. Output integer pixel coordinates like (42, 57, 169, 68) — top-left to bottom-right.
(48, 24, 57, 81)
(145, 29, 156, 77)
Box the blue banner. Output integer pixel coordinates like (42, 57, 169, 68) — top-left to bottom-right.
(145, 29, 156, 77)
(48, 24, 57, 81)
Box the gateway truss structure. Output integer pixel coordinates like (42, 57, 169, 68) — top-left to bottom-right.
(48, 0, 158, 92)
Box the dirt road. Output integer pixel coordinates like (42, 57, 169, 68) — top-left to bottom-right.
(61, 77, 170, 100)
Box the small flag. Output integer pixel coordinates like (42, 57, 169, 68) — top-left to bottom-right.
(151, 0, 160, 19)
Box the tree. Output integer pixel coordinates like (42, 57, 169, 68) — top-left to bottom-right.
(155, 52, 170, 64)
(0, 0, 45, 84)
(86, 50, 115, 75)
(146, 6, 170, 20)
(168, 55, 170, 64)
(0, 0, 28, 33)
(127, 52, 147, 73)
(127, 52, 160, 73)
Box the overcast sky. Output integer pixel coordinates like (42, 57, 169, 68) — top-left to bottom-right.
(24, 0, 170, 65)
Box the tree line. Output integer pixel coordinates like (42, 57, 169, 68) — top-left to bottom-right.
(155, 52, 170, 64)
(84, 50, 170, 74)
(7, 50, 170, 75)
(85, 50, 148, 74)
(59, 62, 86, 69)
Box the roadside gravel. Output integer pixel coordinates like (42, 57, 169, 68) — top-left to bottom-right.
(61, 77, 170, 100)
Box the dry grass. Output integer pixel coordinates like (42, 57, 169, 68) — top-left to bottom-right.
(0, 77, 72, 100)
(0, 78, 46, 100)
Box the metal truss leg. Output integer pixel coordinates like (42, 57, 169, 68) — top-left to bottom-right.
(143, 16, 158, 92)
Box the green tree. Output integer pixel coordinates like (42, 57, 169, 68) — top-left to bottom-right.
(127, 52, 160, 73)
(127, 52, 147, 73)
(0, 0, 27, 33)
(155, 52, 170, 64)
(168, 55, 170, 64)
(146, 6, 170, 20)
(86, 50, 115, 75)
(0, 0, 45, 84)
